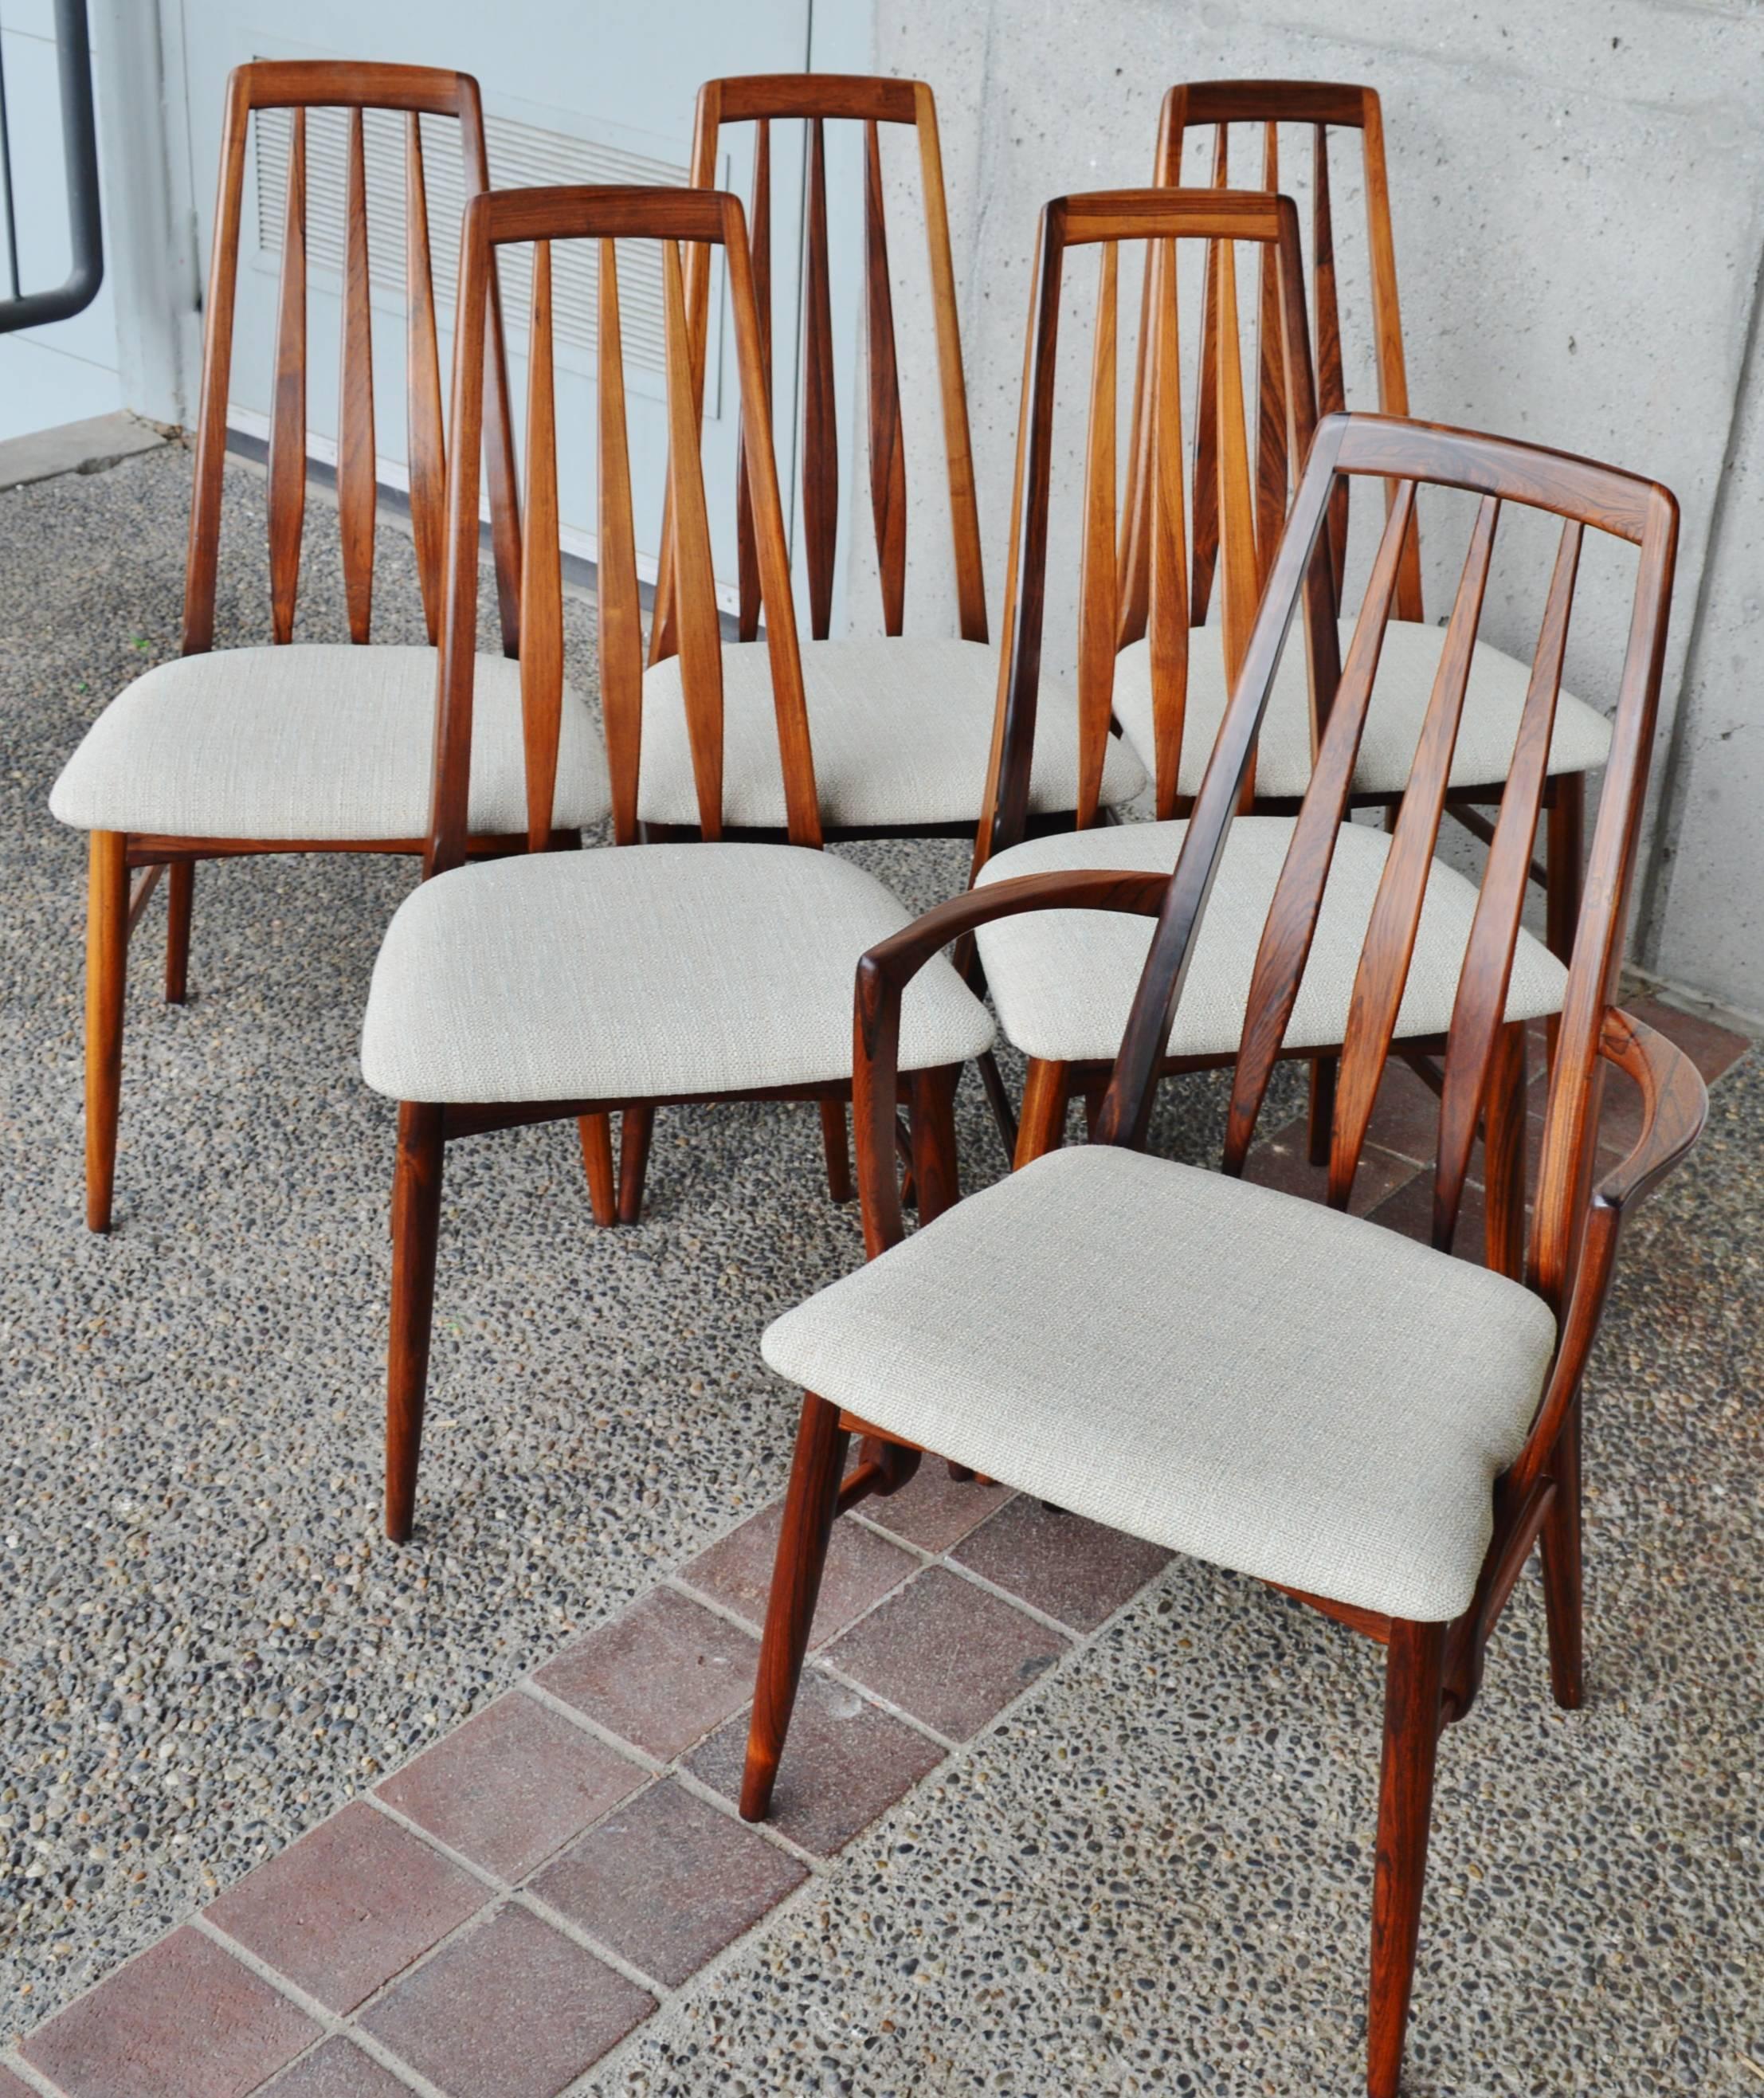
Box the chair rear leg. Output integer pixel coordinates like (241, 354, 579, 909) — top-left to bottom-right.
(165, 861, 194, 1004)
(1367, 1618, 1447, 2098)
(84, 831, 129, 1233)
(1307, 1053, 1339, 1168)
(818, 1097, 853, 1204)
(617, 1105, 655, 1225)
(386, 1101, 445, 1543)
(578, 1113, 617, 1227)
(1014, 1058, 1069, 1168)
(741, 1391, 850, 1822)
(1482, 1022, 1527, 1279)
(909, 1066, 960, 1223)
(1539, 1391, 1585, 1709)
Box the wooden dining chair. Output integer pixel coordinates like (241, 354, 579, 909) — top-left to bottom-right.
(359, 182, 994, 1542)
(739, 408, 1700, 2096)
(1117, 83, 1608, 971)
(646, 73, 1144, 844)
(49, 60, 610, 1232)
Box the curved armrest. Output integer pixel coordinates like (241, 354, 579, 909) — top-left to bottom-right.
(853, 869, 1172, 1257)
(1507, 1006, 1709, 1498)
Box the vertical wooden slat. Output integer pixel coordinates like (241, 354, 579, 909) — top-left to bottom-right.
(405, 113, 446, 649)
(1435, 520, 1582, 1245)
(1212, 226, 1259, 806)
(1220, 481, 1417, 1170)
(663, 237, 726, 838)
(518, 241, 563, 855)
(1311, 125, 1350, 604)
(865, 118, 907, 636)
(337, 107, 376, 644)
(1114, 237, 1158, 651)
(183, 74, 251, 657)
(802, 117, 838, 640)
(457, 81, 523, 657)
(266, 108, 306, 646)
(598, 239, 644, 848)
(1362, 96, 1424, 621)
(1145, 239, 1190, 822)
(734, 118, 770, 644)
(1327, 494, 1500, 1208)
(1188, 126, 1229, 623)
(1075, 239, 1119, 829)
(1252, 121, 1288, 592)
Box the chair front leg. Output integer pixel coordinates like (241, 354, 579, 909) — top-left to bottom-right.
(818, 1098, 854, 1204)
(578, 1114, 617, 1227)
(84, 830, 130, 1233)
(1014, 1058, 1069, 1168)
(165, 861, 194, 1004)
(740, 1390, 850, 1823)
(617, 1105, 655, 1225)
(386, 1101, 445, 1543)
(1539, 1390, 1585, 1710)
(1368, 1618, 1448, 2098)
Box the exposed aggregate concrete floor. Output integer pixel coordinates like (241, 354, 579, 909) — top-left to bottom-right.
(2, 444, 1758, 2092)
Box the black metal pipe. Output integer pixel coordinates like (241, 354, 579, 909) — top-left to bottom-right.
(0, 0, 103, 335)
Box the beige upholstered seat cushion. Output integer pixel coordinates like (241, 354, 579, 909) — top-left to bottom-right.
(974, 816, 1567, 1065)
(764, 1143, 1559, 1621)
(49, 645, 610, 840)
(360, 841, 995, 1104)
(638, 636, 1146, 831)
(1111, 618, 1612, 801)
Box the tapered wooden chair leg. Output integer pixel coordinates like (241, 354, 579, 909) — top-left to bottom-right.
(818, 1097, 853, 1204)
(1307, 1053, 1339, 1168)
(1482, 1022, 1527, 1278)
(617, 1105, 654, 1225)
(579, 1113, 617, 1226)
(1539, 1391, 1585, 1709)
(909, 1066, 960, 1223)
(84, 831, 130, 1233)
(386, 1100, 445, 1543)
(740, 1390, 850, 1823)
(164, 861, 194, 1004)
(1014, 1058, 1069, 1168)
(1367, 1618, 1447, 2098)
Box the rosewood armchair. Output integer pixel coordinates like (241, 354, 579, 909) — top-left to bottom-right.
(359, 182, 992, 1541)
(740, 411, 1703, 2095)
(1117, 84, 1606, 965)
(49, 61, 609, 1232)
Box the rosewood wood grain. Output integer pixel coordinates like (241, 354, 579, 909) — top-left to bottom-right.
(517, 241, 564, 854)
(818, 1098, 854, 1205)
(1367, 1619, 1446, 2098)
(267, 108, 306, 645)
(802, 119, 838, 640)
(163, 861, 193, 1005)
(405, 113, 447, 648)
(1013, 1057, 1070, 1168)
(865, 119, 907, 637)
(84, 831, 128, 1233)
(734, 118, 771, 645)
(578, 1113, 617, 1228)
(596, 239, 643, 848)
(385, 1100, 444, 1543)
(337, 108, 376, 645)
(1075, 239, 1119, 830)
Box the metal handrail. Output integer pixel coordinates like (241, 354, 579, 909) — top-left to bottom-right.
(0, 0, 102, 334)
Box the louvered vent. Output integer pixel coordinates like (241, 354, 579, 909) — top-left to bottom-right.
(252, 102, 691, 375)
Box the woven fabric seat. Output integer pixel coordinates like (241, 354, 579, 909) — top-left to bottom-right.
(764, 1143, 1559, 1621)
(360, 840, 994, 1104)
(639, 636, 1145, 832)
(1111, 618, 1611, 802)
(50, 644, 610, 840)
(975, 814, 1568, 1065)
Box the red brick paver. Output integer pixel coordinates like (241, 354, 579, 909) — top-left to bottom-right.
(682, 1499, 917, 1646)
(953, 1497, 1174, 1633)
(261, 2037, 413, 2096)
(535, 1585, 757, 1760)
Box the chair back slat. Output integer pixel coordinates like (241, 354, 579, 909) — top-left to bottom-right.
(430, 184, 817, 875)
(1211, 229, 1260, 741)
(802, 118, 839, 639)
(266, 109, 307, 645)
(337, 110, 377, 644)
(405, 114, 447, 648)
(596, 239, 644, 847)
(1252, 124, 1288, 590)
(1186, 129, 1229, 625)
(1310, 125, 1350, 598)
(1074, 239, 1119, 829)
(1326, 494, 1499, 1207)
(1219, 478, 1415, 1170)
(733, 118, 771, 644)
(663, 237, 728, 837)
(673, 76, 986, 654)
(1434, 519, 1582, 1248)
(1143, 237, 1190, 822)
(865, 118, 908, 636)
(182, 63, 519, 659)
(518, 241, 564, 853)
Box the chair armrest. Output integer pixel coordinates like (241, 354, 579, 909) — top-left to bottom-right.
(1507, 1006, 1709, 1500)
(853, 869, 1172, 1256)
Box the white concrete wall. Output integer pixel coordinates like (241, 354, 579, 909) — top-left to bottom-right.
(860, 0, 1764, 1021)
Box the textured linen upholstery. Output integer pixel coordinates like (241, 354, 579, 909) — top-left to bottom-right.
(638, 636, 1146, 831)
(763, 1144, 1560, 1621)
(49, 645, 610, 840)
(360, 841, 995, 1104)
(1111, 618, 1612, 801)
(974, 817, 1567, 1066)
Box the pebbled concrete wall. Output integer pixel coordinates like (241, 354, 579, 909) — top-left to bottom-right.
(855, 0, 1764, 1022)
